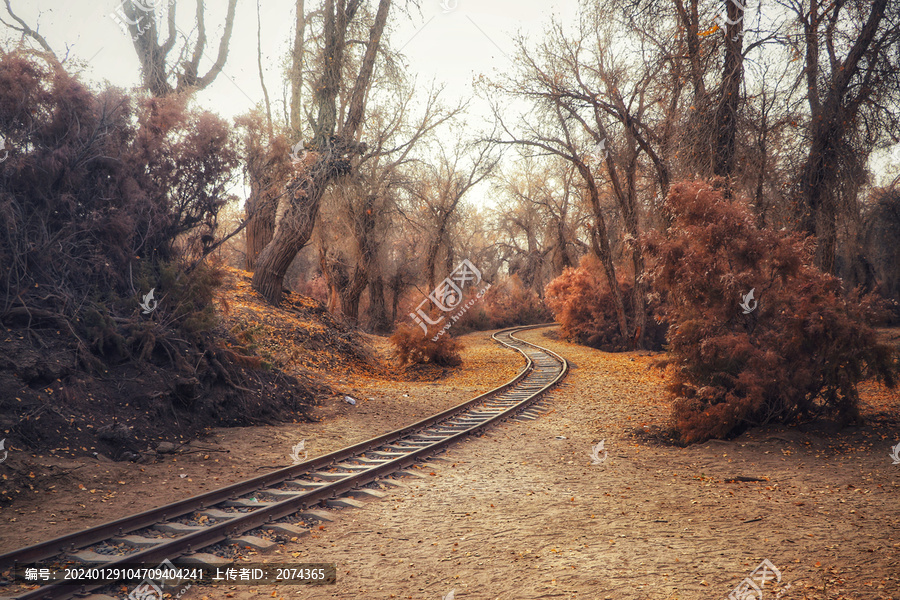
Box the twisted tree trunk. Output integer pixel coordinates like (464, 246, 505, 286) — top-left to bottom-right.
(250, 0, 390, 304)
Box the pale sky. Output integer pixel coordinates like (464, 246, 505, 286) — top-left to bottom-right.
(1, 1, 578, 126)
(5, 1, 896, 192)
(0, 1, 583, 204)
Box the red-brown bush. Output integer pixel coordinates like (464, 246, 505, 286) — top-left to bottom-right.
(643, 181, 898, 443)
(390, 323, 463, 367)
(544, 255, 666, 351)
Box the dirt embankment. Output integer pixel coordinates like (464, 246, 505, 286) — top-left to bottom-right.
(0, 267, 385, 506)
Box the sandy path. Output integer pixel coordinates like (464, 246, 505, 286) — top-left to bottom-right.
(187, 327, 899, 600)
(3, 328, 898, 600)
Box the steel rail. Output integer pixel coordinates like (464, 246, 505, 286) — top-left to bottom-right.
(1, 325, 567, 600)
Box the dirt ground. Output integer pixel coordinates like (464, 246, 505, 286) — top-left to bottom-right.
(0, 332, 520, 551)
(2, 327, 900, 600)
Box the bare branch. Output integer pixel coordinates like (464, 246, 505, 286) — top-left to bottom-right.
(1, 0, 55, 57)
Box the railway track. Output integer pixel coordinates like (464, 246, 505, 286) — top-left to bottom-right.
(0, 324, 567, 600)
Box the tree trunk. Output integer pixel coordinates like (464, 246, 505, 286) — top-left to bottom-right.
(317, 238, 344, 314)
(589, 226, 628, 343)
(244, 188, 277, 270)
(796, 0, 887, 273)
(367, 274, 390, 332)
(622, 162, 647, 349)
(389, 270, 404, 324)
(425, 239, 440, 293)
(251, 155, 335, 303)
(713, 0, 743, 180)
(245, 141, 290, 271)
(340, 195, 378, 323)
(251, 0, 390, 304)
(340, 271, 368, 323)
(599, 126, 646, 347)
(579, 164, 629, 342)
(290, 0, 306, 139)
(123, 0, 238, 98)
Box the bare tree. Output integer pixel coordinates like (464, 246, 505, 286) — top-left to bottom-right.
(786, 0, 900, 273)
(486, 16, 677, 347)
(493, 156, 588, 295)
(712, 0, 745, 180)
(236, 112, 291, 270)
(290, 0, 306, 140)
(120, 0, 239, 97)
(1, 0, 239, 97)
(407, 137, 498, 293)
(1, 1, 57, 57)
(252, 0, 391, 304)
(315, 85, 461, 325)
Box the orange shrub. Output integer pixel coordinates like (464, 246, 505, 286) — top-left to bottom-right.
(544, 255, 666, 351)
(390, 323, 463, 367)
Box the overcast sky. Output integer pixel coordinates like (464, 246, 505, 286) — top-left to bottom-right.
(2, 1, 578, 124)
(4, 1, 897, 192)
(0, 1, 585, 204)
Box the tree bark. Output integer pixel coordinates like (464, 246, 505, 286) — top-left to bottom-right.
(251, 154, 337, 303)
(123, 0, 238, 98)
(251, 0, 390, 304)
(578, 163, 629, 342)
(797, 0, 887, 273)
(367, 273, 390, 332)
(290, 0, 305, 139)
(341, 195, 377, 323)
(713, 0, 744, 180)
(244, 187, 277, 270)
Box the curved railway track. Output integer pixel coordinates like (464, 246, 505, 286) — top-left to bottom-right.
(0, 324, 567, 600)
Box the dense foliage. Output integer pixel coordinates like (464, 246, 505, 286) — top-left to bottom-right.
(0, 51, 239, 352)
(643, 182, 898, 443)
(545, 255, 666, 351)
(390, 323, 463, 367)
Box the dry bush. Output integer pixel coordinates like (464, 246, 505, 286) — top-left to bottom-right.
(863, 186, 900, 323)
(545, 255, 666, 351)
(643, 181, 898, 443)
(0, 50, 238, 349)
(482, 275, 551, 328)
(390, 323, 462, 367)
